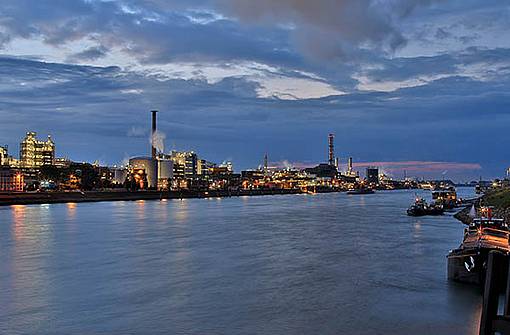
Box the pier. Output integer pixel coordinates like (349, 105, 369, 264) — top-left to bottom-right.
(479, 251, 510, 335)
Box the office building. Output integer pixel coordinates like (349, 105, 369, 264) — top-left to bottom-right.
(198, 159, 216, 175)
(19, 132, 55, 168)
(0, 168, 24, 192)
(170, 151, 198, 178)
(0, 146, 7, 166)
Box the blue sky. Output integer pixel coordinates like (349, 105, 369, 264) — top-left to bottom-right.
(0, 0, 509, 181)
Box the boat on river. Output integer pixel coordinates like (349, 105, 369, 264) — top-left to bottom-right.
(407, 197, 444, 216)
(432, 188, 458, 210)
(447, 207, 510, 286)
(346, 188, 375, 195)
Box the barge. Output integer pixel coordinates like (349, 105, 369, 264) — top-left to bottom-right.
(447, 207, 510, 286)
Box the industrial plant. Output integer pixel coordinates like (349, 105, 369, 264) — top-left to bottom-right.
(0, 110, 421, 195)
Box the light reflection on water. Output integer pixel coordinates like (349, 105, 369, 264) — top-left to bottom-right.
(0, 188, 481, 334)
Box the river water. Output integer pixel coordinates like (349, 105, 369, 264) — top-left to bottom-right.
(0, 188, 481, 334)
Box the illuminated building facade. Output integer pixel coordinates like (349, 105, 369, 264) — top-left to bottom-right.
(157, 158, 173, 190)
(54, 157, 71, 169)
(20, 132, 55, 168)
(0, 168, 24, 191)
(129, 157, 157, 189)
(219, 161, 233, 173)
(198, 159, 216, 175)
(0, 146, 7, 166)
(170, 151, 198, 178)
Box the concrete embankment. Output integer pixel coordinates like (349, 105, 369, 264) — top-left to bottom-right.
(454, 188, 510, 224)
(0, 189, 306, 206)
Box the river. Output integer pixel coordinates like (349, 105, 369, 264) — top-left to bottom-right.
(0, 188, 481, 334)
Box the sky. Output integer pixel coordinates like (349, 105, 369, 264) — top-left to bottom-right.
(0, 0, 509, 181)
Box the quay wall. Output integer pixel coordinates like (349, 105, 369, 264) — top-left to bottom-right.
(0, 189, 306, 206)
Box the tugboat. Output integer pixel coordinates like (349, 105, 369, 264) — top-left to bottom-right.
(432, 188, 458, 210)
(407, 197, 444, 216)
(447, 207, 510, 286)
(346, 187, 375, 195)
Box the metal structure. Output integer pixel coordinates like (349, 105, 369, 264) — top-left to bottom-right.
(328, 133, 335, 166)
(151, 110, 158, 160)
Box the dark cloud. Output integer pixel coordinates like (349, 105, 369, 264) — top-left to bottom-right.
(356, 48, 510, 85)
(67, 46, 109, 62)
(216, 0, 440, 59)
(435, 28, 451, 40)
(0, 56, 509, 180)
(1, 1, 510, 179)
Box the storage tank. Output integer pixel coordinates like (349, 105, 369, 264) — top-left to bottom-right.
(158, 159, 173, 180)
(112, 167, 128, 185)
(157, 159, 173, 190)
(129, 157, 157, 189)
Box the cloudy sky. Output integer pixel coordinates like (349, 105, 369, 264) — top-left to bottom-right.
(0, 0, 509, 180)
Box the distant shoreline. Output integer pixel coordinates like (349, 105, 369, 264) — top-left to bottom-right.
(0, 189, 312, 206)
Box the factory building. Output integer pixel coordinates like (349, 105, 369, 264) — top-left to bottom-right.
(366, 167, 379, 185)
(219, 161, 233, 173)
(0, 146, 7, 166)
(198, 159, 216, 175)
(129, 157, 157, 189)
(305, 163, 338, 179)
(111, 167, 128, 186)
(54, 157, 71, 169)
(126, 111, 176, 190)
(20, 132, 55, 168)
(0, 168, 24, 192)
(157, 158, 173, 190)
(169, 151, 198, 180)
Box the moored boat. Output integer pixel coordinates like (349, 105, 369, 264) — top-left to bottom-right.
(432, 188, 458, 210)
(447, 207, 510, 286)
(407, 197, 444, 216)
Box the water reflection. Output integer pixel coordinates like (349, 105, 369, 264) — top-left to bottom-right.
(446, 282, 482, 335)
(0, 189, 481, 335)
(174, 199, 189, 224)
(11, 205, 26, 241)
(7, 205, 53, 329)
(413, 220, 422, 235)
(136, 200, 146, 222)
(66, 202, 77, 219)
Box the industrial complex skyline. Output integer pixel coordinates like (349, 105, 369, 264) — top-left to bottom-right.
(0, 1, 508, 179)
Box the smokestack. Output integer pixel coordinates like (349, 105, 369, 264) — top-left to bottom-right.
(328, 134, 335, 166)
(348, 157, 353, 174)
(151, 110, 158, 159)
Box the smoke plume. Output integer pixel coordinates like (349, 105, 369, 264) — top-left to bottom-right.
(150, 130, 166, 154)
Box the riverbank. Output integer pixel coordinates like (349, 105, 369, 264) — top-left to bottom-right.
(454, 188, 510, 224)
(0, 189, 309, 206)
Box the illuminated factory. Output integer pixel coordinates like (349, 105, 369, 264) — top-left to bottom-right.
(0, 114, 417, 193)
(0, 146, 7, 166)
(19, 132, 55, 168)
(128, 111, 174, 190)
(126, 110, 238, 191)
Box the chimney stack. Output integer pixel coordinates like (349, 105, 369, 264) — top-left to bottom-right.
(151, 110, 158, 160)
(328, 134, 335, 166)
